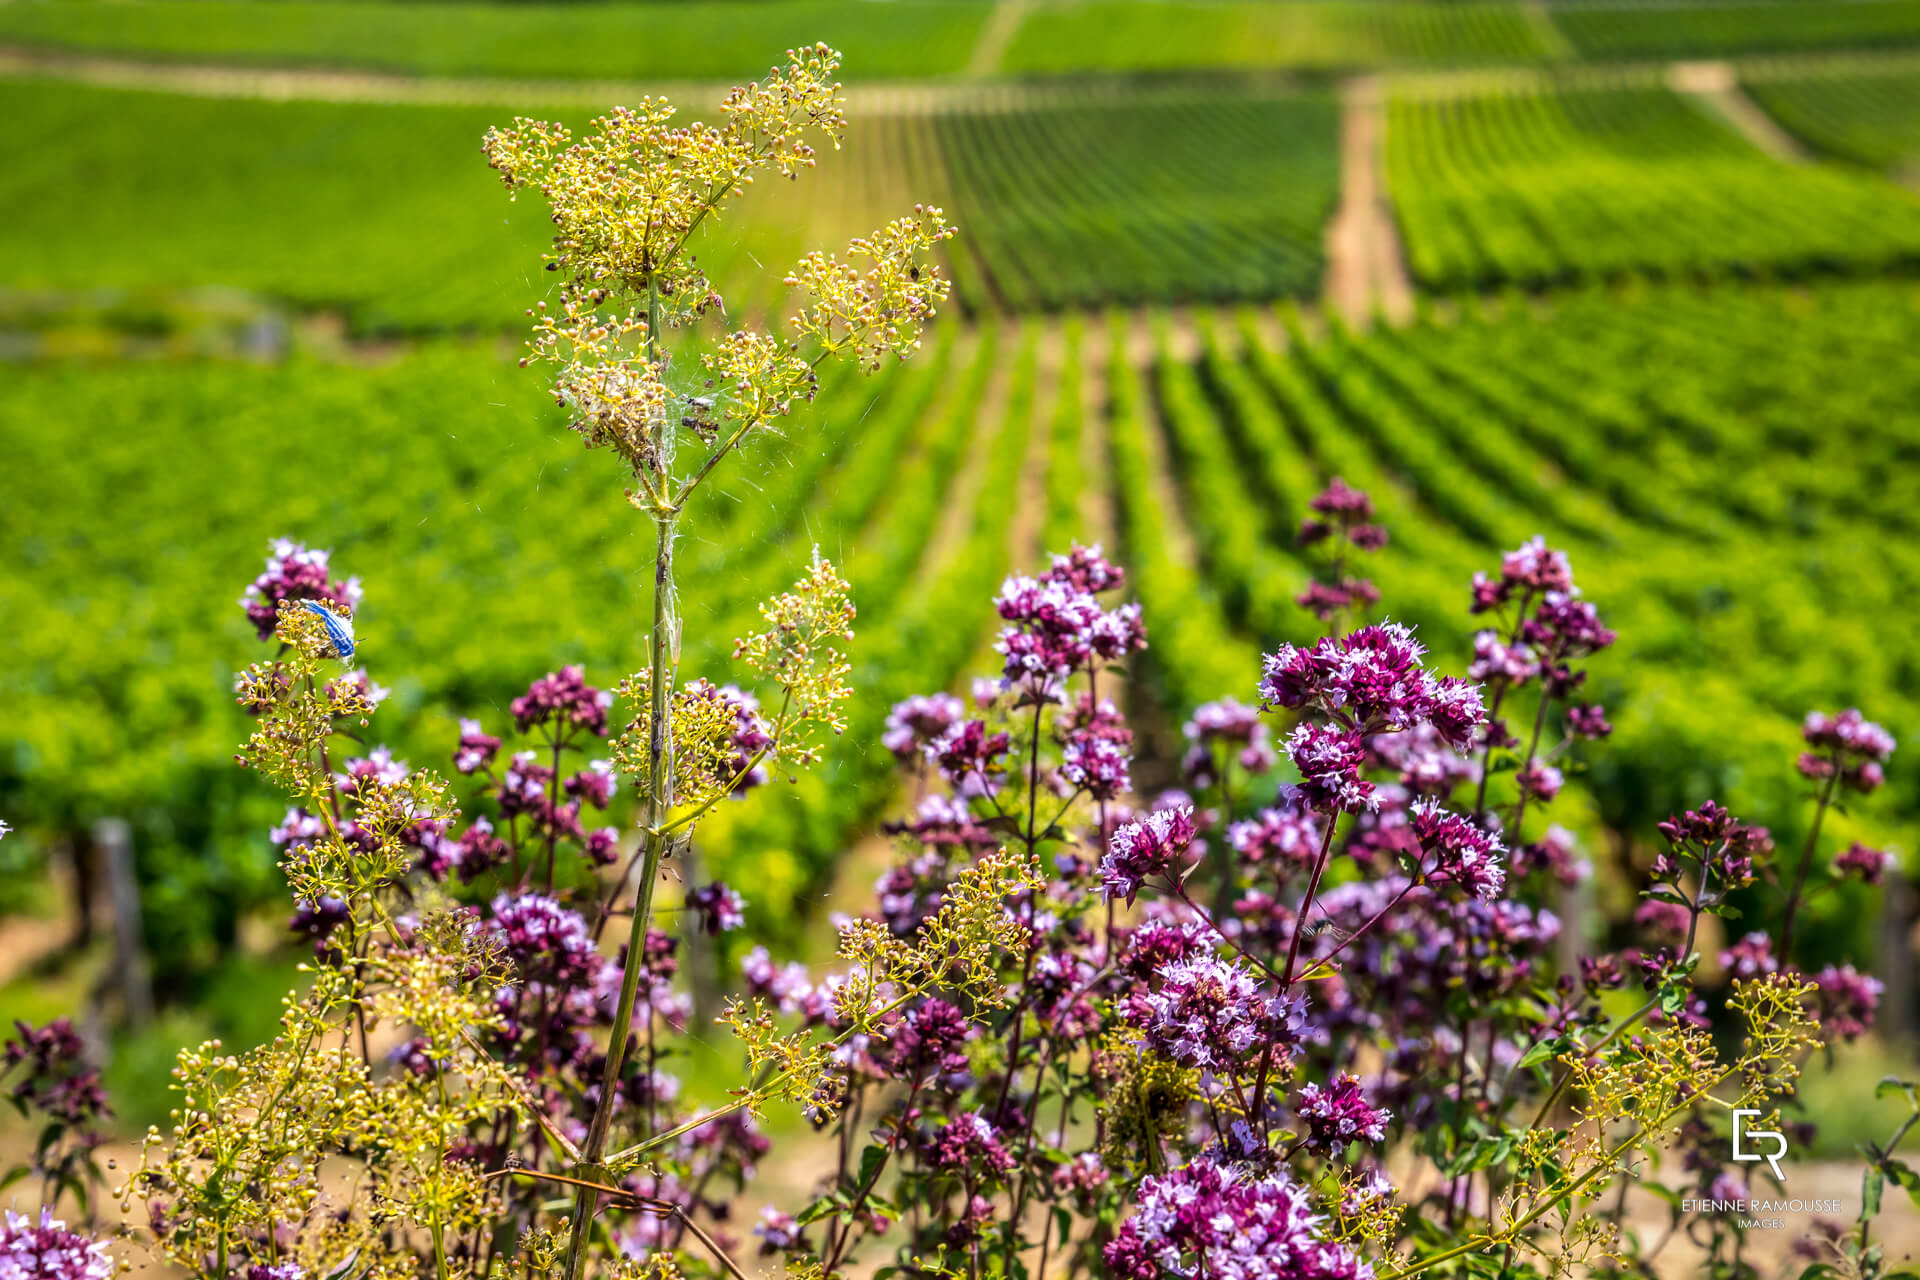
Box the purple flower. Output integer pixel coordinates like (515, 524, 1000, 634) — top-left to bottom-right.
(1120, 919, 1213, 978)
(1802, 709, 1896, 762)
(1515, 761, 1563, 803)
(1295, 580, 1380, 624)
(1044, 542, 1126, 594)
(1655, 801, 1769, 889)
(1311, 478, 1374, 520)
(3, 1021, 108, 1126)
(1295, 1073, 1392, 1151)
(1122, 952, 1306, 1072)
(1802, 708, 1897, 793)
(1104, 1158, 1372, 1280)
(239, 538, 362, 641)
(927, 719, 1012, 793)
(1227, 803, 1322, 872)
(454, 718, 502, 775)
(1061, 730, 1131, 801)
(487, 892, 601, 987)
(511, 666, 613, 736)
(1633, 900, 1691, 936)
(994, 569, 1145, 697)
(565, 759, 618, 808)
(1509, 825, 1589, 886)
(0, 1209, 113, 1280)
(1468, 630, 1536, 685)
(1719, 932, 1777, 980)
(932, 1111, 1015, 1176)
(454, 815, 511, 881)
(688, 882, 747, 935)
(1286, 724, 1374, 815)
(1409, 800, 1506, 899)
(883, 692, 964, 760)
(1813, 965, 1883, 1041)
(1259, 623, 1484, 748)
(1185, 698, 1274, 774)
(1099, 807, 1197, 904)
(1835, 841, 1894, 885)
(584, 826, 620, 866)
(754, 1207, 802, 1255)
(1567, 703, 1612, 739)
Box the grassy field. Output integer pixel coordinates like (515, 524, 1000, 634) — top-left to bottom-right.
(1553, 0, 1920, 60)
(1746, 66, 1920, 171)
(0, 0, 991, 80)
(1385, 82, 1920, 288)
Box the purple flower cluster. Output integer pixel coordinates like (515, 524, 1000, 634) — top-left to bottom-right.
(487, 892, 602, 987)
(1099, 807, 1197, 904)
(1408, 800, 1506, 900)
(1104, 1159, 1372, 1280)
(1813, 964, 1883, 1041)
(1295, 480, 1388, 625)
(454, 718, 503, 774)
(1294, 1074, 1391, 1152)
(1183, 698, 1275, 784)
(0, 1209, 112, 1280)
(688, 882, 747, 935)
(3, 1020, 108, 1126)
(1799, 709, 1897, 794)
(1227, 802, 1321, 873)
(511, 665, 614, 737)
(884, 693, 964, 761)
(1653, 801, 1771, 891)
(992, 544, 1144, 701)
(1122, 952, 1306, 1073)
(1835, 841, 1894, 885)
(240, 538, 362, 641)
(932, 1111, 1016, 1176)
(1259, 623, 1484, 746)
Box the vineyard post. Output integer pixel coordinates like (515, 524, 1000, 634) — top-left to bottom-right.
(1883, 868, 1916, 1045)
(94, 817, 153, 1027)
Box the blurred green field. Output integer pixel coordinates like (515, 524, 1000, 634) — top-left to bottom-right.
(0, 0, 991, 80)
(1746, 66, 1920, 171)
(1387, 81, 1920, 289)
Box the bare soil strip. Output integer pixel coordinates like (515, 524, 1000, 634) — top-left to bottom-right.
(0, 43, 1302, 112)
(1668, 59, 1811, 161)
(913, 321, 1019, 593)
(965, 0, 1028, 79)
(1324, 77, 1415, 329)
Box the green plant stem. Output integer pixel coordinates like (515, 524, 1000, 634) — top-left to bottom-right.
(564, 505, 678, 1280)
(1779, 757, 1840, 961)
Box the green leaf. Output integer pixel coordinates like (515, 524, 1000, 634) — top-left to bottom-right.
(1516, 1040, 1558, 1071)
(857, 1143, 888, 1190)
(1874, 1077, 1919, 1110)
(1864, 1169, 1885, 1219)
(796, 1196, 841, 1226)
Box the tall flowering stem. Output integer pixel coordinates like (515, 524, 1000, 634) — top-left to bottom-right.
(484, 43, 951, 1275)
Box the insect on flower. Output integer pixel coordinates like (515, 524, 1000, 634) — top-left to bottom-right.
(301, 600, 357, 660)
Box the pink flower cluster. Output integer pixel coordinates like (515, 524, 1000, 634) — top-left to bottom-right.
(240, 538, 362, 641)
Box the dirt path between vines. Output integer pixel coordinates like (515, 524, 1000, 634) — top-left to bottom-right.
(1325, 77, 1415, 329)
(965, 0, 1028, 79)
(1668, 60, 1810, 162)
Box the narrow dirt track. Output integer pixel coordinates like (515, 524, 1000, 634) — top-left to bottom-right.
(1324, 77, 1416, 329)
(1668, 59, 1811, 161)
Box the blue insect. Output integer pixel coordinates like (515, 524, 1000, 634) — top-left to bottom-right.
(301, 600, 357, 660)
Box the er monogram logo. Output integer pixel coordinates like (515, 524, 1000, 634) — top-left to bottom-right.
(1732, 1109, 1788, 1182)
